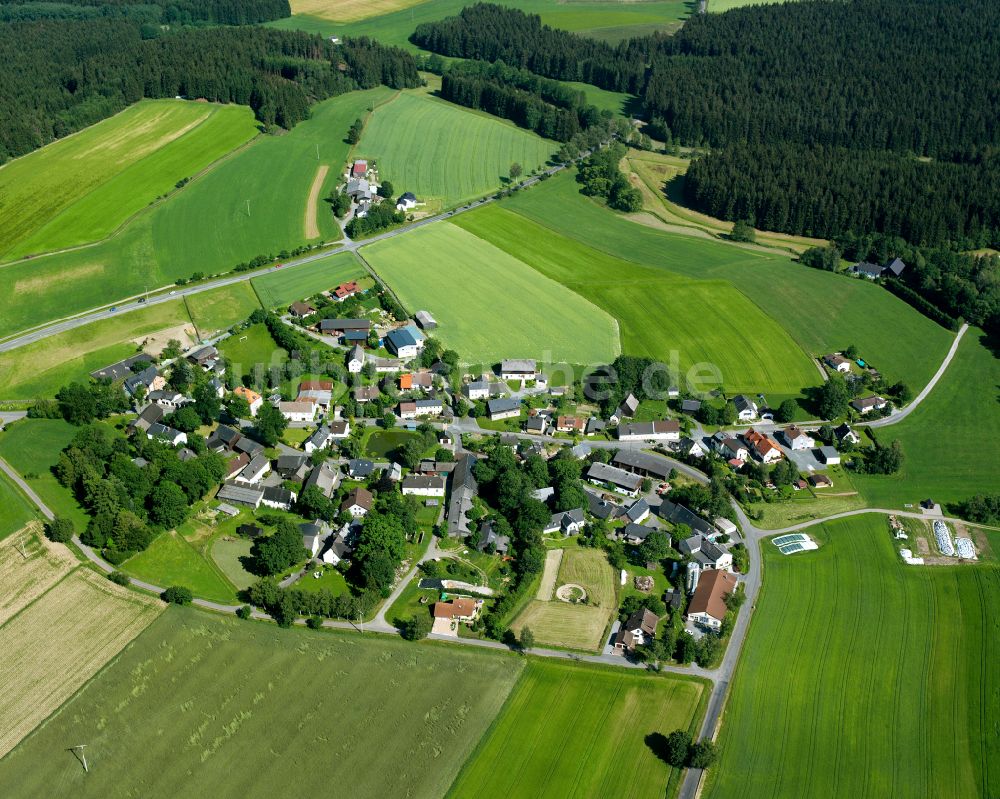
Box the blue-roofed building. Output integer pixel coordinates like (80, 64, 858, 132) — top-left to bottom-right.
(385, 325, 425, 358)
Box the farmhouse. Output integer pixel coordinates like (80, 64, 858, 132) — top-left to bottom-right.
(850, 261, 885, 279)
(712, 433, 749, 462)
(371, 356, 405, 373)
(851, 395, 888, 414)
(818, 446, 841, 464)
(477, 520, 510, 555)
(622, 523, 654, 544)
(234, 454, 270, 485)
(680, 535, 733, 571)
(319, 318, 370, 336)
(385, 325, 425, 358)
(329, 419, 350, 440)
(399, 371, 434, 390)
(278, 401, 315, 423)
(544, 508, 585, 536)
(526, 416, 548, 434)
(447, 454, 479, 537)
(297, 380, 333, 408)
(613, 608, 659, 654)
(587, 492, 620, 520)
(261, 486, 296, 511)
(347, 178, 373, 202)
(745, 429, 783, 463)
(147, 389, 189, 410)
(147, 423, 186, 447)
(301, 521, 331, 558)
(92, 353, 155, 382)
(398, 398, 444, 419)
(609, 393, 639, 425)
(618, 420, 680, 442)
(124, 366, 163, 396)
(780, 425, 814, 450)
(414, 309, 436, 330)
(354, 386, 380, 403)
(681, 399, 702, 414)
(276, 453, 308, 478)
(463, 379, 491, 400)
(612, 449, 672, 481)
(623, 498, 651, 524)
(658, 499, 716, 538)
(823, 353, 852, 373)
(433, 597, 479, 623)
(128, 403, 164, 434)
(321, 535, 354, 566)
(216, 482, 264, 509)
(835, 423, 861, 444)
(733, 395, 758, 421)
(303, 426, 332, 454)
(208, 424, 242, 451)
(677, 436, 709, 458)
(332, 281, 360, 301)
(586, 462, 641, 496)
(556, 415, 586, 434)
(289, 300, 316, 318)
(347, 458, 375, 478)
(499, 359, 537, 381)
(686, 568, 738, 630)
(188, 345, 218, 367)
(397, 192, 417, 211)
(343, 344, 365, 374)
(305, 462, 341, 497)
(585, 417, 606, 435)
(341, 487, 374, 517)
(487, 397, 521, 420)
(401, 474, 446, 497)
(224, 453, 249, 479)
(234, 436, 265, 458)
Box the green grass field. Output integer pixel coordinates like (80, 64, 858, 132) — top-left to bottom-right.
(503, 172, 954, 390)
(123, 531, 239, 604)
(273, 0, 691, 48)
(0, 419, 88, 528)
(0, 100, 257, 260)
(0, 608, 525, 798)
(0, 300, 191, 400)
(209, 536, 257, 591)
(448, 660, 708, 799)
(0, 90, 390, 340)
(705, 515, 1000, 798)
(358, 91, 556, 208)
(457, 205, 820, 393)
(853, 331, 1000, 510)
(251, 252, 367, 308)
(362, 222, 619, 365)
(0, 471, 36, 540)
(217, 323, 287, 380)
(185, 282, 262, 337)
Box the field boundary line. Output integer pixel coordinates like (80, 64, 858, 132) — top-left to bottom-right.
(0, 125, 262, 269)
(0, 564, 79, 632)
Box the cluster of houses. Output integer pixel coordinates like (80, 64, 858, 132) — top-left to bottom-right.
(343, 159, 418, 218)
(849, 257, 906, 280)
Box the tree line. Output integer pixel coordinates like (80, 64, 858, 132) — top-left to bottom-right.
(0, 20, 419, 163)
(0, 0, 291, 25)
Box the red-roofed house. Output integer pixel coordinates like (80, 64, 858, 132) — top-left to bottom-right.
(351, 160, 367, 178)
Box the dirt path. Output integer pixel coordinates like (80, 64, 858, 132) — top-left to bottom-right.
(536, 548, 563, 600)
(304, 164, 329, 240)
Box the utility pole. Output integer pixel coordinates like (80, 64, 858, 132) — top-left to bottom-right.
(358, 612, 363, 634)
(71, 744, 89, 773)
(15, 537, 27, 559)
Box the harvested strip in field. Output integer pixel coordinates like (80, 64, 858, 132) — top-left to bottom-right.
(0, 524, 76, 626)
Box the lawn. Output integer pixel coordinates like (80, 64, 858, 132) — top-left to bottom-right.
(456, 206, 820, 394)
(0, 300, 192, 399)
(217, 323, 287, 381)
(357, 90, 556, 208)
(0, 90, 391, 340)
(275, 0, 691, 47)
(705, 515, 1000, 798)
(744, 465, 867, 529)
(185, 282, 262, 337)
(365, 428, 421, 457)
(209, 535, 257, 592)
(503, 171, 954, 391)
(0, 419, 89, 527)
(251, 251, 367, 308)
(0, 471, 37, 540)
(123, 530, 239, 604)
(0, 100, 257, 260)
(0, 608, 525, 799)
(853, 331, 1000, 510)
(293, 564, 350, 595)
(362, 222, 619, 366)
(0, 568, 162, 759)
(447, 659, 708, 799)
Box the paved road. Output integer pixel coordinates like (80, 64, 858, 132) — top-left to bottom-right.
(868, 323, 968, 427)
(0, 165, 566, 354)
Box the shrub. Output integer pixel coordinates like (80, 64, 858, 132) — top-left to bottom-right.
(107, 571, 130, 586)
(161, 585, 193, 605)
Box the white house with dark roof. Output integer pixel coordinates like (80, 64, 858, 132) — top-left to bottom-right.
(279, 401, 316, 423)
(733, 395, 758, 421)
(544, 508, 585, 536)
(617, 420, 680, 442)
(609, 393, 639, 425)
(147, 423, 186, 447)
(347, 345, 365, 374)
(487, 397, 521, 420)
(499, 359, 536, 381)
(780, 425, 815, 450)
(851, 395, 888, 414)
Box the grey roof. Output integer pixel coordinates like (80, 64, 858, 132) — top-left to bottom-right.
(348, 344, 365, 363)
(500, 359, 536, 373)
(242, 454, 270, 478)
(852, 261, 884, 276)
(277, 454, 308, 472)
(402, 474, 446, 492)
(884, 257, 906, 276)
(305, 426, 331, 450)
(612, 449, 672, 480)
(681, 399, 702, 412)
(91, 354, 154, 381)
(658, 499, 715, 537)
(217, 482, 264, 506)
(586, 491, 620, 519)
(477, 520, 510, 554)
(618, 420, 679, 438)
(819, 445, 840, 460)
(447, 454, 478, 537)
(623, 522, 654, 541)
(624, 498, 650, 523)
(234, 436, 265, 457)
(617, 393, 639, 416)
(130, 403, 165, 431)
(305, 463, 340, 496)
(147, 422, 182, 442)
(124, 365, 159, 393)
(263, 486, 294, 505)
(178, 448, 197, 462)
(526, 416, 547, 432)
(320, 318, 370, 332)
(348, 458, 375, 477)
(209, 424, 241, 448)
(586, 417, 606, 434)
(733, 395, 756, 413)
(586, 461, 642, 491)
(487, 397, 521, 415)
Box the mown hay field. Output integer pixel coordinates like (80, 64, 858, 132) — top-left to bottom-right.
(502, 171, 953, 391)
(456, 206, 820, 394)
(363, 222, 620, 366)
(357, 91, 556, 208)
(185, 282, 262, 337)
(251, 251, 367, 308)
(447, 660, 708, 799)
(704, 515, 1000, 799)
(0, 474, 37, 540)
(123, 530, 240, 605)
(0, 100, 257, 260)
(0, 525, 76, 625)
(0, 568, 162, 759)
(0, 609, 524, 798)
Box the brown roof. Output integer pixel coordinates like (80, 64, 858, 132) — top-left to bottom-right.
(557, 415, 586, 431)
(289, 301, 315, 316)
(341, 487, 373, 511)
(299, 380, 333, 391)
(687, 569, 737, 622)
(433, 597, 477, 619)
(745, 429, 780, 458)
(226, 452, 249, 477)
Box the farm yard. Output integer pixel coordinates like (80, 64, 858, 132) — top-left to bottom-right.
(0, 100, 257, 260)
(0, 299, 192, 399)
(0, 567, 162, 759)
(363, 222, 620, 365)
(853, 332, 1000, 509)
(503, 171, 955, 392)
(456, 206, 820, 394)
(447, 660, 709, 799)
(184, 282, 262, 338)
(511, 546, 617, 652)
(251, 252, 367, 308)
(0, 610, 524, 799)
(704, 516, 1000, 799)
(0, 89, 390, 340)
(357, 90, 556, 209)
